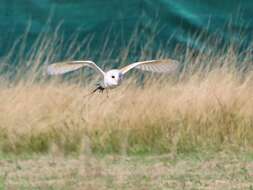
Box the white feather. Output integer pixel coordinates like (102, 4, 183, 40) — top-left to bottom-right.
(46, 60, 105, 76)
(120, 59, 179, 74)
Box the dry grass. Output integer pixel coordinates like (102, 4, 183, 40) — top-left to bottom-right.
(0, 67, 253, 155)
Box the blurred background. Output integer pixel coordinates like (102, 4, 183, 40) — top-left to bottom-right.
(0, 0, 252, 63)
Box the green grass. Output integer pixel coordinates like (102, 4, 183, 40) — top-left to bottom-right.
(0, 151, 253, 190)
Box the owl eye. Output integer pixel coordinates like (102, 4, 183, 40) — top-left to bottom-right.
(111, 75, 115, 78)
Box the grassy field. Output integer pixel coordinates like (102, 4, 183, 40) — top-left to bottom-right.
(0, 67, 253, 155)
(0, 30, 253, 189)
(1, 152, 253, 189)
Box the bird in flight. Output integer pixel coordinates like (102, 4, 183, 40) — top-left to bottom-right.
(47, 59, 179, 93)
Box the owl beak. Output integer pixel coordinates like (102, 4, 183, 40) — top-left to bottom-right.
(119, 73, 124, 80)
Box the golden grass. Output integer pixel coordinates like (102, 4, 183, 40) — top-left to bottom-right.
(0, 66, 253, 154)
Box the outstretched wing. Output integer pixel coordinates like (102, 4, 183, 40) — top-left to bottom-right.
(120, 59, 179, 74)
(47, 60, 105, 76)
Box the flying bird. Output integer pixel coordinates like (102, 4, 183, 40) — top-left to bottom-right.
(47, 59, 179, 93)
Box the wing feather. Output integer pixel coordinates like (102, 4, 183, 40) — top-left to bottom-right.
(120, 59, 179, 74)
(47, 60, 105, 76)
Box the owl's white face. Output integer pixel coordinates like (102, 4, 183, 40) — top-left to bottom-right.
(104, 69, 124, 88)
